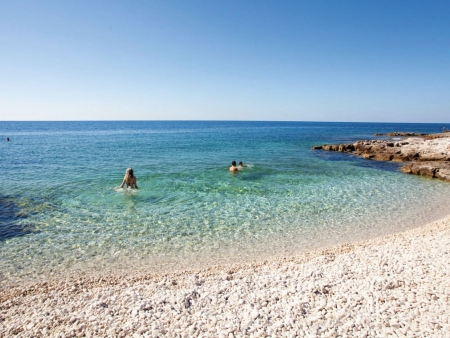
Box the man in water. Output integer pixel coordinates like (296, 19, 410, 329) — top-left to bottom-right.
(229, 161, 239, 172)
(238, 161, 244, 169)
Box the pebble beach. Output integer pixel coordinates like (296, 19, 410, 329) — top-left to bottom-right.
(2, 0, 450, 334)
(0, 125, 450, 338)
(1, 214, 450, 337)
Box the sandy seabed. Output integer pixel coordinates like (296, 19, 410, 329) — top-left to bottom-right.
(1, 214, 450, 338)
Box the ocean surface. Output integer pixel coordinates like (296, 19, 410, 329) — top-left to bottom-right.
(1, 121, 450, 287)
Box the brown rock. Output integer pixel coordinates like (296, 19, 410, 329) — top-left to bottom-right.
(338, 144, 355, 152)
(312, 132, 450, 183)
(373, 154, 394, 161)
(401, 161, 450, 182)
(436, 168, 450, 182)
(413, 163, 436, 177)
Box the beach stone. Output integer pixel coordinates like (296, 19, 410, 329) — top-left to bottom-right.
(2, 215, 450, 337)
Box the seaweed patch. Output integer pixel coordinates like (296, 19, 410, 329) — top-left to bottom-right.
(0, 197, 35, 240)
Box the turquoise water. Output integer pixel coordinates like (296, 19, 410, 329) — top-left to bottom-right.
(1, 121, 450, 286)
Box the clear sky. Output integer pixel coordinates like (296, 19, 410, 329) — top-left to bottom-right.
(0, 1, 449, 122)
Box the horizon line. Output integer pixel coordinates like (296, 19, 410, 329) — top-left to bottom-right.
(1, 119, 450, 124)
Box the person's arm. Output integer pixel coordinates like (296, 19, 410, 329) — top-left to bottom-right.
(119, 178, 126, 188)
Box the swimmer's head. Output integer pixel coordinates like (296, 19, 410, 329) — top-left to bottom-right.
(126, 168, 134, 177)
(239, 161, 243, 166)
(232, 161, 236, 166)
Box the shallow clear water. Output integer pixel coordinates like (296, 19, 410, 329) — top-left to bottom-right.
(1, 121, 450, 286)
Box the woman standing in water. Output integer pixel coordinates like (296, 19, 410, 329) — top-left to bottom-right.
(119, 168, 138, 189)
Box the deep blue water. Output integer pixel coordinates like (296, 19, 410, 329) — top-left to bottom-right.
(1, 121, 450, 285)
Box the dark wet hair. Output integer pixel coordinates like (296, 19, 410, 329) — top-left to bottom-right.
(239, 161, 243, 166)
(232, 161, 236, 166)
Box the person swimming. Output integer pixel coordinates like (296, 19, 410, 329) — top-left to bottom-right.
(119, 168, 138, 189)
(229, 161, 239, 172)
(238, 161, 244, 169)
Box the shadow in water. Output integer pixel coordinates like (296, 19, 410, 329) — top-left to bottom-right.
(238, 172, 268, 181)
(0, 197, 34, 240)
(313, 150, 402, 173)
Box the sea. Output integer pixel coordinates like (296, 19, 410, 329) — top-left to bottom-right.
(1, 121, 450, 287)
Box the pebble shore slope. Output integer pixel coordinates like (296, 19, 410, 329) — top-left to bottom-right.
(1, 215, 450, 337)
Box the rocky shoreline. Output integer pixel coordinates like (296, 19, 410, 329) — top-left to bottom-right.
(312, 132, 450, 182)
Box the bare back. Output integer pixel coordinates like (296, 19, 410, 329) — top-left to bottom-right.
(125, 176, 137, 188)
(120, 175, 138, 189)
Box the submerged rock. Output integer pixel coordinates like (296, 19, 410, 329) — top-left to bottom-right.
(0, 198, 33, 240)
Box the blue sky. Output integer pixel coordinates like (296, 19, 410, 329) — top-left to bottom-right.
(0, 1, 449, 122)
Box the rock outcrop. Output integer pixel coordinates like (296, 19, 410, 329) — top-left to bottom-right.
(373, 131, 450, 139)
(312, 134, 450, 182)
(402, 161, 450, 181)
(373, 132, 426, 137)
